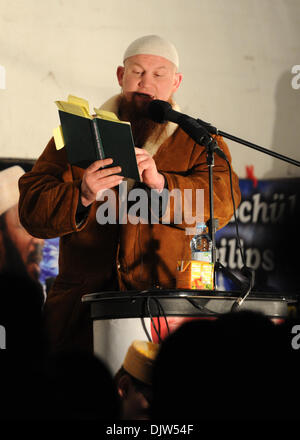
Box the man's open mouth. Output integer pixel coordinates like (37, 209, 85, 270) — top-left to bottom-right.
(134, 92, 154, 100)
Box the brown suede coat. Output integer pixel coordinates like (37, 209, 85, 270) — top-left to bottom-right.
(18, 123, 240, 353)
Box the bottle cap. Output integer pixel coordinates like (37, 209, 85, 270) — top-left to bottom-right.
(196, 222, 206, 230)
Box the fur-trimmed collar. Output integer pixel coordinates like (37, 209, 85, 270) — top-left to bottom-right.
(96, 94, 179, 157)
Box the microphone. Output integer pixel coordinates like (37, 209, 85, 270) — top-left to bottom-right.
(148, 100, 227, 160)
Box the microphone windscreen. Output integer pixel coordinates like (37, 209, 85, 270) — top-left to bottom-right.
(148, 100, 172, 123)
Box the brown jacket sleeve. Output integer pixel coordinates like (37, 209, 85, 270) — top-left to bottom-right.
(18, 138, 87, 239)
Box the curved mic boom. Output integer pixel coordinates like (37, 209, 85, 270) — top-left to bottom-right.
(148, 100, 227, 160)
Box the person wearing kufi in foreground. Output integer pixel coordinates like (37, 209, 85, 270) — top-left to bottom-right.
(114, 340, 160, 420)
(18, 35, 241, 354)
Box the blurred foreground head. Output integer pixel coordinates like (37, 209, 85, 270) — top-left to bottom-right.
(115, 340, 160, 420)
(151, 311, 298, 420)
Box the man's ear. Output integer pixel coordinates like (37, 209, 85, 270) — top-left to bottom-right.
(117, 374, 131, 399)
(117, 66, 125, 87)
(173, 72, 183, 93)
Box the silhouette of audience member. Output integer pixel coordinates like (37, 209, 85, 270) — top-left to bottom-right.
(151, 311, 298, 420)
(0, 273, 45, 355)
(36, 350, 121, 420)
(115, 340, 160, 420)
(2, 350, 121, 420)
(1, 303, 120, 421)
(0, 273, 46, 420)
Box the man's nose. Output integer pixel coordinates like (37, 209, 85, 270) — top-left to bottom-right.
(138, 72, 153, 89)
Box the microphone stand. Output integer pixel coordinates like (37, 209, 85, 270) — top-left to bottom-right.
(182, 122, 238, 288)
(196, 118, 300, 168)
(204, 136, 218, 265)
(204, 138, 245, 297)
(194, 131, 250, 305)
(198, 133, 250, 301)
(195, 116, 300, 310)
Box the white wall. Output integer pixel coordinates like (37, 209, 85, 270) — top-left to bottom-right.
(1, 0, 300, 178)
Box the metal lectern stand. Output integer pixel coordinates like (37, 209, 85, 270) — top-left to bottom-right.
(82, 289, 288, 373)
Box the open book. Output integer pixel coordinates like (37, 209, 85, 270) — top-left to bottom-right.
(53, 95, 140, 181)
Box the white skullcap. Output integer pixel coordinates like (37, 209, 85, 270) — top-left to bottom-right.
(0, 166, 24, 216)
(123, 35, 179, 69)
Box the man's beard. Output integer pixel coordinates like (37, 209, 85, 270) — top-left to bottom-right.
(118, 93, 169, 147)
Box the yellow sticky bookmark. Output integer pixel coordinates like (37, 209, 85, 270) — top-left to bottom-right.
(68, 94, 90, 115)
(53, 125, 65, 150)
(55, 100, 91, 118)
(94, 108, 130, 124)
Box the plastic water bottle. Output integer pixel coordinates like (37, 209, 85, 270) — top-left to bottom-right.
(190, 222, 212, 262)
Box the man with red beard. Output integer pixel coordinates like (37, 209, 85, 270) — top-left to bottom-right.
(18, 35, 241, 354)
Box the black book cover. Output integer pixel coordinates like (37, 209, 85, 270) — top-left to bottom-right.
(58, 110, 140, 181)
